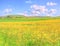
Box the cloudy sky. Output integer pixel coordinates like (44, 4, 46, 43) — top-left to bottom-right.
(0, 0, 60, 16)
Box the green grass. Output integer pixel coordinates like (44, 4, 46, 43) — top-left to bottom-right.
(0, 16, 60, 22)
(0, 15, 60, 22)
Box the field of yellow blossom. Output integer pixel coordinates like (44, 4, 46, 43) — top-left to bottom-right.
(0, 19, 60, 46)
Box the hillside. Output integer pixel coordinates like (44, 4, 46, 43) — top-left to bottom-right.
(0, 15, 60, 22)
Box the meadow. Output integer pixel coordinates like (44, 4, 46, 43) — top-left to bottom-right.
(0, 16, 60, 46)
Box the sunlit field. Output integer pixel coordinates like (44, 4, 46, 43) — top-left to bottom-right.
(0, 0, 60, 46)
(0, 19, 60, 46)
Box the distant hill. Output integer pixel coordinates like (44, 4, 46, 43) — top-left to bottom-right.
(0, 15, 60, 22)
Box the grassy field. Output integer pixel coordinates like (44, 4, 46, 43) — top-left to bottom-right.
(0, 17, 60, 46)
(0, 16, 60, 22)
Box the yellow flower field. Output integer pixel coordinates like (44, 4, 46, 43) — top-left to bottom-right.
(0, 19, 60, 46)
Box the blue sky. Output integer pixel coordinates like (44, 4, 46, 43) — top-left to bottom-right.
(0, 0, 60, 16)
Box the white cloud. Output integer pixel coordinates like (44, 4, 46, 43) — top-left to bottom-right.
(47, 2, 57, 6)
(30, 4, 57, 16)
(46, 9, 57, 16)
(3, 8, 13, 13)
(25, 0, 32, 4)
(31, 5, 48, 13)
(31, 4, 39, 10)
(50, 9, 57, 14)
(31, 10, 40, 14)
(39, 6, 48, 13)
(30, 5, 48, 16)
(31, 10, 40, 16)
